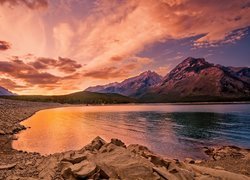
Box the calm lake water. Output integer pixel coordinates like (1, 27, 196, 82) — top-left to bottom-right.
(13, 104, 250, 159)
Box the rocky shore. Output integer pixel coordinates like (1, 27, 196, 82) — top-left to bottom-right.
(0, 98, 250, 179)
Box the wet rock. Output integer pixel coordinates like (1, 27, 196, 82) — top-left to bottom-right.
(111, 138, 126, 148)
(0, 163, 16, 170)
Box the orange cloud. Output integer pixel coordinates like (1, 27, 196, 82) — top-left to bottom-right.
(0, 40, 11, 50)
(29, 57, 82, 73)
(0, 78, 26, 90)
(0, 0, 48, 9)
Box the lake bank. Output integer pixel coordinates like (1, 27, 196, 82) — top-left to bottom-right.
(0, 98, 249, 179)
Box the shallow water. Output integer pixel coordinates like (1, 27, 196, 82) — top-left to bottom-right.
(13, 104, 250, 159)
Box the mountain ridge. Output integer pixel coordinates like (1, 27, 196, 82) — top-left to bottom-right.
(0, 86, 15, 96)
(86, 57, 250, 102)
(86, 70, 163, 98)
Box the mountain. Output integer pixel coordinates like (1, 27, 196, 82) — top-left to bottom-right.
(0, 91, 135, 104)
(86, 70, 163, 98)
(0, 86, 15, 96)
(86, 57, 250, 102)
(140, 57, 250, 102)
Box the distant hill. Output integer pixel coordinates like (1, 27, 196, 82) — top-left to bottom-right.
(0, 91, 136, 104)
(86, 57, 250, 103)
(86, 71, 163, 98)
(0, 86, 15, 96)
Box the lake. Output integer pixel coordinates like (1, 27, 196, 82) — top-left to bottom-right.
(12, 104, 250, 159)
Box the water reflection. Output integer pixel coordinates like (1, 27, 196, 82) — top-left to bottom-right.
(13, 104, 250, 159)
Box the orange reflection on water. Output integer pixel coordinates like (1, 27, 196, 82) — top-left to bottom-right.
(13, 106, 177, 155)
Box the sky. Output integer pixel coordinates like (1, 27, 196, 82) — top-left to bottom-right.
(0, 0, 250, 95)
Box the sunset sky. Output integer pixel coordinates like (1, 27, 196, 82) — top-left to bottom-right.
(0, 0, 250, 95)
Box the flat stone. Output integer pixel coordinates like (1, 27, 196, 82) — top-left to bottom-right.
(0, 130, 5, 135)
(70, 160, 98, 178)
(214, 166, 224, 170)
(62, 152, 87, 164)
(0, 163, 16, 170)
(195, 160, 203, 164)
(6, 175, 38, 180)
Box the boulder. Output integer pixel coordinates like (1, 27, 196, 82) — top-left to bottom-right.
(111, 138, 126, 148)
(84, 136, 107, 151)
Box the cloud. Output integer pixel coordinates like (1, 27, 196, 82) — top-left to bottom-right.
(0, 0, 48, 9)
(0, 40, 11, 50)
(50, 0, 250, 71)
(0, 78, 26, 90)
(83, 66, 131, 79)
(29, 57, 82, 73)
(0, 58, 82, 89)
(193, 28, 249, 48)
(155, 66, 171, 76)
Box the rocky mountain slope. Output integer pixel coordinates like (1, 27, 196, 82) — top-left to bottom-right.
(0, 86, 14, 96)
(86, 57, 250, 102)
(86, 71, 162, 98)
(140, 57, 250, 102)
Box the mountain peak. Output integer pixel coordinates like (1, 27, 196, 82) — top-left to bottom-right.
(139, 70, 159, 77)
(181, 57, 209, 66)
(166, 57, 212, 77)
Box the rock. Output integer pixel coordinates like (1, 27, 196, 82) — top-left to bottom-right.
(153, 167, 177, 179)
(68, 160, 98, 178)
(0, 163, 16, 170)
(148, 154, 171, 168)
(25, 161, 34, 166)
(214, 166, 224, 170)
(85, 136, 107, 151)
(194, 160, 203, 164)
(111, 138, 126, 147)
(62, 152, 87, 164)
(99, 143, 118, 153)
(184, 158, 195, 164)
(92, 144, 161, 179)
(38, 156, 58, 180)
(12, 135, 18, 140)
(6, 175, 38, 180)
(0, 129, 5, 135)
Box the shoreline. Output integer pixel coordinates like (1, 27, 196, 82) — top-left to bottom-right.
(0, 98, 249, 179)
